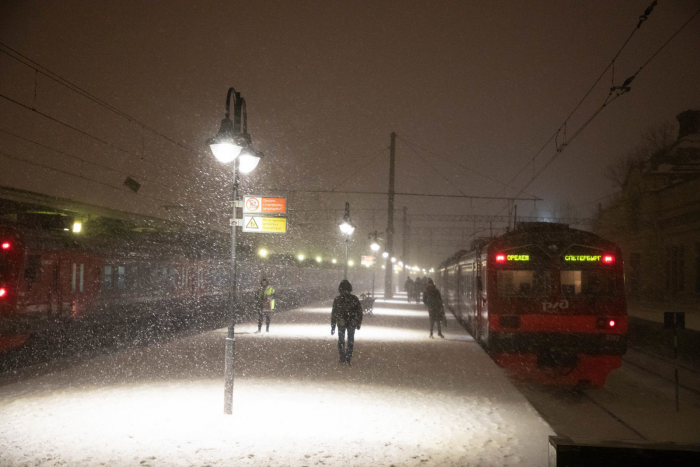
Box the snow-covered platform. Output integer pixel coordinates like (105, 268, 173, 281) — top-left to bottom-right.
(0, 292, 553, 466)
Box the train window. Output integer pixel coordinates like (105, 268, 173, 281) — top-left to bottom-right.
(24, 254, 41, 282)
(497, 270, 549, 297)
(104, 266, 113, 289)
(561, 270, 616, 296)
(79, 264, 84, 292)
(117, 266, 126, 289)
(72, 263, 77, 292)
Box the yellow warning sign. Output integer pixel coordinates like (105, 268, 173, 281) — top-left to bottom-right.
(242, 215, 287, 234)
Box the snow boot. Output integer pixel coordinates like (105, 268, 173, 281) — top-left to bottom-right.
(439, 333, 445, 338)
(429, 334, 434, 339)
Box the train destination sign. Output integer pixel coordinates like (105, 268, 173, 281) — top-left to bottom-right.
(242, 215, 287, 234)
(507, 254, 529, 261)
(243, 196, 286, 214)
(565, 255, 601, 262)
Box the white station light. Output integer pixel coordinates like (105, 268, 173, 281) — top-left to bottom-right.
(370, 242, 380, 252)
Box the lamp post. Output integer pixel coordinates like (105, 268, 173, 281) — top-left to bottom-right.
(339, 202, 355, 280)
(369, 231, 381, 297)
(207, 87, 262, 416)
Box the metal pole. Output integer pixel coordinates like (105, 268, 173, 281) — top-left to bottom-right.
(384, 132, 396, 298)
(402, 207, 408, 285)
(344, 237, 348, 280)
(674, 319, 679, 412)
(224, 157, 239, 415)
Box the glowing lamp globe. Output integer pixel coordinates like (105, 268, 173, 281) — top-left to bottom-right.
(370, 242, 380, 251)
(238, 148, 263, 173)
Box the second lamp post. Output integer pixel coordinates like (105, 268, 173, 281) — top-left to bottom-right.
(339, 202, 355, 280)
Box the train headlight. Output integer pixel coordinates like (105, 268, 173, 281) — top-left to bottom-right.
(1, 242, 10, 250)
(495, 254, 506, 263)
(0, 288, 6, 298)
(603, 255, 615, 264)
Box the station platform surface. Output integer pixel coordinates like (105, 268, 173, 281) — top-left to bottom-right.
(0, 292, 553, 466)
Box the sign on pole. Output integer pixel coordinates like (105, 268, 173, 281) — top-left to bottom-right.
(242, 215, 287, 233)
(361, 255, 375, 267)
(244, 196, 287, 215)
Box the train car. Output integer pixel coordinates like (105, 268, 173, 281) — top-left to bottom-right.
(438, 222, 627, 387)
(0, 222, 345, 353)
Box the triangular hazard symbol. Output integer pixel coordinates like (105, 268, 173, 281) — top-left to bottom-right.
(246, 217, 259, 229)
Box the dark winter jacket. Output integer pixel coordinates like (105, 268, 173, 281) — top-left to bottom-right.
(404, 278, 414, 293)
(423, 284, 445, 320)
(331, 292, 363, 330)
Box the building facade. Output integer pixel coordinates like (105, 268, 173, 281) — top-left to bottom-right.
(596, 110, 700, 307)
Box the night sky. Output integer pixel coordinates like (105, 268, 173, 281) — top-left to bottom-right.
(1, 0, 699, 267)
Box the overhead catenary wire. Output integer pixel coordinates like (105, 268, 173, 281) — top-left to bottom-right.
(401, 140, 472, 199)
(0, 42, 199, 157)
(395, 135, 538, 198)
(330, 147, 388, 192)
(0, 92, 185, 180)
(0, 149, 173, 206)
(490, 0, 660, 203)
(0, 127, 178, 194)
(286, 145, 388, 189)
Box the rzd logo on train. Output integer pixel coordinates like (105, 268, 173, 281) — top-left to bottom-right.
(541, 300, 569, 311)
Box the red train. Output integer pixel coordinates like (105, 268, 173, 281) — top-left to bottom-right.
(438, 222, 627, 387)
(0, 222, 349, 353)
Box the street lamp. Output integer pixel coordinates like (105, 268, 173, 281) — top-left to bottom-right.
(207, 87, 263, 416)
(382, 251, 389, 259)
(368, 230, 382, 297)
(258, 248, 268, 258)
(316, 256, 322, 263)
(339, 202, 354, 280)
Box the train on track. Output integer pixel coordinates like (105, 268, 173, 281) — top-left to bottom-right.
(0, 222, 355, 353)
(438, 222, 627, 387)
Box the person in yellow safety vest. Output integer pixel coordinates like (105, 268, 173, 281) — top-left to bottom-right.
(256, 278, 276, 333)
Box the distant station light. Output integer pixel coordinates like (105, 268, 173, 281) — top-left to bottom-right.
(258, 248, 268, 258)
(348, 260, 354, 267)
(72, 222, 82, 233)
(331, 259, 337, 264)
(382, 252, 389, 259)
(391, 257, 396, 263)
(298, 254, 305, 261)
(316, 256, 322, 263)
(370, 242, 380, 252)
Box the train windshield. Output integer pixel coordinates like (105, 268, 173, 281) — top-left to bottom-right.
(497, 270, 551, 297)
(561, 270, 616, 297)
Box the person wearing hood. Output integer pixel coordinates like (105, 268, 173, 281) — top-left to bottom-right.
(256, 278, 276, 333)
(404, 276, 414, 303)
(423, 278, 445, 339)
(331, 279, 363, 365)
(413, 276, 423, 303)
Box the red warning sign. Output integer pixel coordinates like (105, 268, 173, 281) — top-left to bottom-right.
(244, 196, 286, 214)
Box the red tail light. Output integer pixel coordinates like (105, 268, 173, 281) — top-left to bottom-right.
(603, 255, 614, 264)
(1, 242, 9, 250)
(596, 317, 618, 329)
(0, 288, 6, 298)
(608, 320, 616, 328)
(495, 254, 506, 263)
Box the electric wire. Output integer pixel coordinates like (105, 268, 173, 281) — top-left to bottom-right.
(0, 92, 184, 180)
(396, 135, 538, 198)
(330, 148, 388, 192)
(401, 140, 471, 199)
(286, 145, 388, 189)
(0, 149, 172, 205)
(0, 43, 198, 156)
(0, 127, 177, 193)
(490, 0, 660, 202)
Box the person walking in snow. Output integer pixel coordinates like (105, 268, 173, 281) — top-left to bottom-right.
(413, 276, 423, 303)
(423, 279, 445, 339)
(256, 278, 276, 333)
(331, 279, 363, 365)
(404, 276, 414, 303)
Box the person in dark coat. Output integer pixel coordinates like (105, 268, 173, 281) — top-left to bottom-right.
(423, 278, 445, 339)
(331, 279, 363, 365)
(413, 276, 423, 302)
(404, 276, 414, 303)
